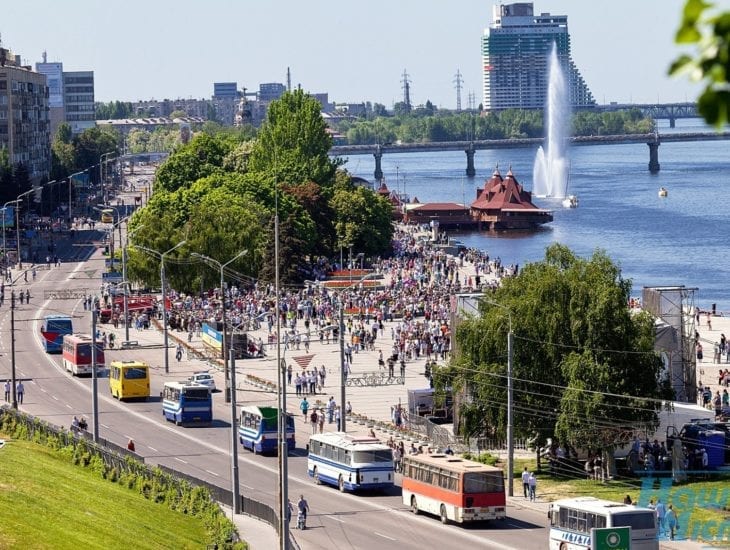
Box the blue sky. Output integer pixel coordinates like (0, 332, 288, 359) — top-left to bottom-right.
(3, 0, 728, 107)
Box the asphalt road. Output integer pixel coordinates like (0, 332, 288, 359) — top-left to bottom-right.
(0, 227, 550, 550)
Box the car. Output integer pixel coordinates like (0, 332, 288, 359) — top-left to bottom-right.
(189, 371, 216, 391)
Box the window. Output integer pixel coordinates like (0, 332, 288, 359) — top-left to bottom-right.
(124, 367, 148, 380)
(463, 472, 504, 494)
(612, 512, 655, 530)
(353, 449, 393, 463)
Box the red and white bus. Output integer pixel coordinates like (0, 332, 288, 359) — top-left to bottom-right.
(401, 453, 506, 524)
(62, 334, 105, 376)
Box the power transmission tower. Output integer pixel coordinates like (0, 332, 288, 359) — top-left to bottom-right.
(401, 69, 412, 113)
(468, 91, 476, 111)
(454, 69, 463, 112)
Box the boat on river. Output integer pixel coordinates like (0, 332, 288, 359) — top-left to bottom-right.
(658, 187, 668, 197)
(562, 195, 579, 208)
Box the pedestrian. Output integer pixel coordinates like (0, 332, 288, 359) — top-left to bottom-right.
(175, 343, 183, 362)
(3, 380, 10, 402)
(127, 439, 136, 452)
(521, 467, 530, 498)
(528, 472, 537, 501)
(655, 498, 666, 535)
(287, 364, 293, 385)
(300, 397, 309, 418)
(318, 410, 325, 434)
(666, 504, 679, 540)
(310, 409, 318, 434)
(16, 381, 24, 404)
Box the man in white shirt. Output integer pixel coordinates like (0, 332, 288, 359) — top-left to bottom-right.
(521, 467, 530, 499)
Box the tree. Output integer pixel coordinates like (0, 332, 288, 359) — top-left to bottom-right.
(670, 0, 730, 126)
(440, 244, 668, 469)
(154, 133, 232, 193)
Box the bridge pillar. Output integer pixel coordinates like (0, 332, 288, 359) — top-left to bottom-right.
(465, 144, 476, 177)
(373, 146, 383, 182)
(669, 117, 676, 129)
(647, 141, 660, 173)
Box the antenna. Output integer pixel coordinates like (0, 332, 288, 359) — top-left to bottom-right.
(42, 50, 47, 63)
(401, 69, 412, 113)
(453, 69, 463, 112)
(286, 67, 291, 92)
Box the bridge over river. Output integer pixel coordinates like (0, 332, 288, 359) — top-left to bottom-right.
(330, 131, 730, 180)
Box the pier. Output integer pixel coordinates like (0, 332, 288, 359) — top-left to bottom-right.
(331, 131, 730, 180)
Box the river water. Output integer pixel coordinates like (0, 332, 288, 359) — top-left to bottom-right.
(343, 118, 730, 312)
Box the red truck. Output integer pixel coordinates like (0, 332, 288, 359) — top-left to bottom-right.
(99, 295, 156, 323)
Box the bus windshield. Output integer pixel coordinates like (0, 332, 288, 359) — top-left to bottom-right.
(353, 449, 393, 463)
(464, 472, 504, 493)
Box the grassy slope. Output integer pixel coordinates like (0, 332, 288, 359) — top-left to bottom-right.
(0, 439, 208, 549)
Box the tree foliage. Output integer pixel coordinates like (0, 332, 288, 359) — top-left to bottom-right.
(670, 0, 730, 127)
(154, 133, 233, 193)
(440, 244, 669, 457)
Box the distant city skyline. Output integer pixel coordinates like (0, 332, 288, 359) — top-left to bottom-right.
(4, 0, 727, 109)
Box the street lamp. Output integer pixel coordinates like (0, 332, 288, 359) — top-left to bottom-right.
(15, 188, 35, 269)
(192, 250, 248, 403)
(67, 170, 86, 226)
(122, 224, 145, 345)
(134, 240, 186, 373)
(2, 199, 20, 270)
(100, 152, 116, 204)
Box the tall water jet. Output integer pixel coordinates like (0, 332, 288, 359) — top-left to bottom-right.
(532, 43, 570, 198)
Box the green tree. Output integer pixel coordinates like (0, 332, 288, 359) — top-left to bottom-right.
(441, 244, 667, 468)
(670, 0, 730, 126)
(154, 133, 232, 193)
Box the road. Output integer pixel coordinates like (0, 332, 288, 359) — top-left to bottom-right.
(0, 225, 550, 550)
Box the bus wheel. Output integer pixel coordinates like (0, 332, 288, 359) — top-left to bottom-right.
(440, 504, 448, 525)
(411, 496, 419, 515)
(559, 544, 568, 550)
(338, 475, 345, 493)
(313, 467, 321, 485)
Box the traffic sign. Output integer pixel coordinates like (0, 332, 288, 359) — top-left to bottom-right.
(591, 527, 631, 550)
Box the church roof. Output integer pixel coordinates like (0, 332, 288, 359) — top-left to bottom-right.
(471, 166, 544, 211)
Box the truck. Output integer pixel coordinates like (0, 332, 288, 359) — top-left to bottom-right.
(99, 295, 156, 323)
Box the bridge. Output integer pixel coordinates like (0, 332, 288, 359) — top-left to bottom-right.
(330, 131, 730, 179)
(595, 102, 698, 128)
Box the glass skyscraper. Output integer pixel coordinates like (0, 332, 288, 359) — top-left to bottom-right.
(481, 2, 595, 111)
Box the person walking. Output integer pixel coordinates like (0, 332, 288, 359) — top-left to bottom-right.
(3, 380, 10, 402)
(521, 467, 530, 499)
(296, 494, 310, 530)
(655, 498, 667, 536)
(528, 472, 537, 501)
(666, 504, 679, 540)
(16, 381, 24, 404)
(300, 397, 309, 419)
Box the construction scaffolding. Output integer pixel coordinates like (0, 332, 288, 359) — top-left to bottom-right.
(642, 286, 698, 403)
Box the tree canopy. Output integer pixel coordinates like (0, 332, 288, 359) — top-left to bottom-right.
(439, 244, 669, 460)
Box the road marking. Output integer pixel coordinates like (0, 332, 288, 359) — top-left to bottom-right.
(175, 457, 188, 464)
(206, 470, 219, 477)
(51, 395, 59, 400)
(326, 515, 346, 524)
(148, 446, 158, 452)
(101, 424, 111, 429)
(40, 387, 48, 393)
(374, 532, 396, 541)
(241, 483, 254, 490)
(66, 404, 73, 409)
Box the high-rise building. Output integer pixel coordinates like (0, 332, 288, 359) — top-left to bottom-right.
(481, 2, 595, 111)
(213, 82, 238, 99)
(258, 83, 286, 102)
(0, 47, 51, 183)
(63, 71, 95, 134)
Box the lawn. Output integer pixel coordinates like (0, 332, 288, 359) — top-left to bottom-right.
(513, 458, 730, 544)
(0, 438, 210, 549)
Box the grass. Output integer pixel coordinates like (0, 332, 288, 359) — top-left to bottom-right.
(0, 438, 209, 549)
(512, 458, 730, 543)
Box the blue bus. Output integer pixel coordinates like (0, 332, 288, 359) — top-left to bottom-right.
(162, 381, 212, 426)
(239, 405, 295, 454)
(40, 315, 74, 353)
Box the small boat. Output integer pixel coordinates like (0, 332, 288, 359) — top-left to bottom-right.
(658, 187, 668, 197)
(562, 195, 579, 208)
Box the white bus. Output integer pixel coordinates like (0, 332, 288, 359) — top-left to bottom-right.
(548, 497, 659, 550)
(307, 432, 394, 492)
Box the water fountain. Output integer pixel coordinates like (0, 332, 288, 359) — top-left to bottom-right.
(532, 43, 570, 199)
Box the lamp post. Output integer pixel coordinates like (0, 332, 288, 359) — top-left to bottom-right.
(122, 225, 144, 345)
(135, 240, 186, 373)
(67, 170, 86, 226)
(15, 188, 35, 269)
(100, 152, 116, 205)
(192, 250, 248, 403)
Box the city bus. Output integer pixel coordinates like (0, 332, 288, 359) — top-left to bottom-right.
(307, 432, 394, 493)
(238, 405, 295, 454)
(100, 208, 114, 223)
(402, 453, 506, 524)
(109, 360, 150, 401)
(162, 381, 212, 426)
(40, 315, 74, 353)
(548, 497, 659, 549)
(62, 333, 105, 376)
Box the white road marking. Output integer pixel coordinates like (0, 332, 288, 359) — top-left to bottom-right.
(326, 515, 346, 524)
(51, 395, 59, 400)
(206, 470, 219, 477)
(148, 446, 158, 452)
(101, 423, 111, 429)
(374, 532, 397, 541)
(241, 483, 254, 490)
(175, 457, 188, 464)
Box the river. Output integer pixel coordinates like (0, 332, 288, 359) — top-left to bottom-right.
(342, 118, 730, 313)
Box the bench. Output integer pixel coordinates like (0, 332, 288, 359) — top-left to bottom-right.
(120, 340, 139, 349)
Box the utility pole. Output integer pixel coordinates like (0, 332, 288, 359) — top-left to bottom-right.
(92, 309, 100, 443)
(454, 69, 463, 112)
(230, 341, 240, 513)
(401, 69, 412, 113)
(339, 300, 346, 432)
(10, 291, 17, 409)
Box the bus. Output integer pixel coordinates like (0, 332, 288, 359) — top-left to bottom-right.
(238, 405, 295, 454)
(162, 381, 212, 426)
(548, 497, 659, 550)
(109, 360, 150, 401)
(40, 315, 73, 353)
(100, 208, 114, 223)
(62, 334, 105, 376)
(307, 432, 394, 493)
(402, 453, 506, 524)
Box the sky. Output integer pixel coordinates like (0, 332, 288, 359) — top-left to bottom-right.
(3, 0, 729, 108)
